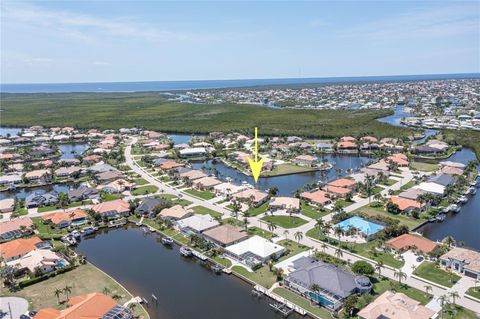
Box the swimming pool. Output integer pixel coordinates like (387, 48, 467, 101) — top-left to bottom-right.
(57, 260, 68, 267)
(71, 219, 87, 226)
(334, 216, 384, 236)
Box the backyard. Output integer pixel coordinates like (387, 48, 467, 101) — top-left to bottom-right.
(191, 205, 223, 219)
(352, 205, 427, 230)
(413, 262, 461, 288)
(262, 215, 308, 229)
(184, 188, 216, 200)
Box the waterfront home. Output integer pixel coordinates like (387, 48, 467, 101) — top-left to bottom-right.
(0, 217, 34, 241)
(0, 236, 43, 262)
(440, 247, 480, 279)
(58, 158, 81, 166)
(269, 197, 300, 214)
(389, 196, 423, 213)
(334, 216, 384, 240)
(88, 163, 117, 173)
(135, 198, 165, 216)
(180, 169, 208, 182)
(340, 136, 356, 142)
(287, 136, 303, 143)
(179, 147, 207, 157)
(0, 174, 22, 185)
(6, 249, 67, 276)
(358, 291, 435, 319)
(414, 182, 445, 195)
(95, 170, 125, 183)
(326, 178, 356, 190)
(293, 155, 317, 167)
(229, 151, 250, 165)
(386, 233, 437, 254)
(360, 167, 390, 180)
(428, 174, 457, 187)
(175, 214, 219, 234)
(0, 198, 15, 213)
(225, 235, 285, 266)
(441, 166, 464, 175)
(368, 160, 390, 172)
(68, 185, 100, 202)
(41, 209, 88, 228)
(159, 160, 185, 171)
(26, 191, 59, 208)
(91, 199, 130, 219)
(301, 190, 332, 206)
(361, 136, 378, 143)
(55, 166, 83, 178)
(192, 176, 222, 190)
(336, 141, 358, 153)
(232, 188, 269, 207)
(34, 292, 134, 319)
(284, 256, 372, 311)
(439, 161, 466, 169)
(213, 182, 247, 198)
(99, 178, 134, 193)
(159, 205, 193, 221)
(315, 142, 334, 152)
(82, 154, 102, 164)
(398, 188, 428, 201)
(31, 159, 54, 168)
(25, 169, 50, 182)
(386, 153, 409, 167)
(414, 139, 449, 155)
(202, 224, 248, 247)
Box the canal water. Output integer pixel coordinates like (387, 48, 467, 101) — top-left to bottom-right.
(191, 155, 374, 196)
(0, 127, 22, 137)
(76, 226, 304, 319)
(58, 143, 89, 159)
(0, 183, 77, 201)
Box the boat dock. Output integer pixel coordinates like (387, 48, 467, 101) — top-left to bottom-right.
(253, 285, 307, 316)
(191, 249, 208, 261)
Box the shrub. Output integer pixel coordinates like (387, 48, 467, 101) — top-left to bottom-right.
(351, 260, 375, 275)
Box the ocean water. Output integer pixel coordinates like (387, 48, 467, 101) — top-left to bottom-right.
(2, 73, 478, 93)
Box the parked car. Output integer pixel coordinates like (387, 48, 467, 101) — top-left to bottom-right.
(416, 256, 424, 262)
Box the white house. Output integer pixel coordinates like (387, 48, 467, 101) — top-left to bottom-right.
(225, 235, 285, 266)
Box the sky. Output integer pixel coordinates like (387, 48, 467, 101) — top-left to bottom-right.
(1, 1, 479, 84)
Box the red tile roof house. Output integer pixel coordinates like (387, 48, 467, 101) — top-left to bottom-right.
(386, 234, 438, 255)
(386, 153, 409, 167)
(269, 197, 300, 214)
(389, 196, 423, 214)
(336, 141, 358, 154)
(323, 178, 356, 198)
(41, 209, 88, 229)
(0, 236, 43, 262)
(293, 155, 318, 167)
(91, 199, 130, 219)
(301, 190, 333, 206)
(192, 176, 222, 191)
(232, 188, 269, 208)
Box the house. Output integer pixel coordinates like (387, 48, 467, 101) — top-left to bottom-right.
(55, 166, 83, 178)
(41, 209, 88, 228)
(293, 155, 317, 167)
(202, 224, 248, 247)
(439, 161, 466, 169)
(68, 185, 100, 202)
(428, 174, 457, 187)
(7, 249, 67, 275)
(0, 236, 43, 262)
(213, 182, 248, 197)
(91, 199, 130, 219)
(269, 197, 300, 213)
(441, 166, 464, 175)
(225, 235, 285, 266)
(398, 188, 427, 201)
(159, 160, 185, 171)
(175, 214, 219, 234)
(0, 174, 22, 185)
(284, 257, 372, 311)
(0, 198, 15, 213)
(337, 141, 357, 153)
(361, 136, 378, 143)
(25, 169, 50, 181)
(180, 169, 208, 182)
(159, 205, 193, 221)
(386, 234, 438, 254)
(440, 247, 480, 279)
(301, 190, 332, 206)
(179, 147, 207, 157)
(358, 291, 435, 319)
(34, 292, 133, 319)
(340, 136, 356, 142)
(95, 170, 125, 183)
(414, 182, 445, 195)
(192, 176, 222, 190)
(315, 143, 334, 152)
(82, 154, 102, 164)
(100, 179, 134, 193)
(0, 217, 34, 241)
(326, 178, 356, 190)
(135, 198, 165, 215)
(26, 191, 59, 208)
(88, 163, 117, 173)
(232, 188, 269, 207)
(386, 153, 409, 167)
(389, 196, 423, 213)
(58, 158, 81, 166)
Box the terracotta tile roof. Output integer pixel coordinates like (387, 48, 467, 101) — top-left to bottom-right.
(160, 160, 185, 170)
(386, 233, 437, 253)
(91, 199, 130, 215)
(340, 136, 356, 142)
(389, 196, 423, 211)
(301, 190, 332, 205)
(34, 292, 118, 319)
(41, 209, 88, 225)
(0, 236, 42, 260)
(203, 224, 248, 246)
(337, 141, 357, 149)
(327, 178, 356, 188)
(324, 185, 351, 196)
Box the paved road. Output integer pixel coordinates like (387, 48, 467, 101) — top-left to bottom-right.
(0, 297, 29, 319)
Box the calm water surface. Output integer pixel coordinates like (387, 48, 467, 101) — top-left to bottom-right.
(58, 143, 89, 159)
(76, 226, 304, 319)
(0, 183, 76, 201)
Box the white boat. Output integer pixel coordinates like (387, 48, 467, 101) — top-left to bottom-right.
(179, 246, 192, 257)
(161, 237, 174, 246)
(448, 204, 461, 213)
(81, 226, 98, 235)
(436, 214, 446, 222)
(468, 187, 476, 195)
(71, 230, 81, 239)
(457, 196, 468, 204)
(62, 235, 76, 246)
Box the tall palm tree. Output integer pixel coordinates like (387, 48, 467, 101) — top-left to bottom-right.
(112, 294, 122, 301)
(449, 291, 459, 305)
(103, 287, 111, 296)
(54, 289, 63, 304)
(394, 270, 407, 284)
(315, 219, 324, 237)
(322, 222, 332, 237)
(334, 248, 343, 258)
(424, 285, 432, 296)
(268, 222, 277, 233)
(375, 261, 384, 275)
(283, 230, 289, 240)
(438, 295, 449, 319)
(321, 243, 327, 254)
(294, 231, 303, 243)
(63, 285, 73, 300)
(333, 226, 344, 240)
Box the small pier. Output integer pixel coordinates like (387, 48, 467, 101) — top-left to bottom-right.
(270, 302, 293, 317)
(191, 250, 208, 261)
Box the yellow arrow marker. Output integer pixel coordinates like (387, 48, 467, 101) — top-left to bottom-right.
(247, 127, 265, 183)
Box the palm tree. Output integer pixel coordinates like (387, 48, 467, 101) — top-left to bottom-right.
(283, 229, 289, 240)
(315, 219, 324, 237)
(267, 222, 277, 233)
(333, 226, 344, 240)
(334, 248, 343, 258)
(438, 295, 449, 319)
(54, 289, 63, 304)
(424, 285, 432, 296)
(63, 285, 73, 300)
(322, 222, 332, 236)
(103, 287, 112, 296)
(128, 303, 137, 311)
(442, 236, 456, 247)
(375, 261, 384, 275)
(449, 291, 459, 305)
(294, 231, 303, 243)
(309, 284, 320, 305)
(321, 243, 327, 254)
(394, 270, 407, 284)
(112, 294, 122, 301)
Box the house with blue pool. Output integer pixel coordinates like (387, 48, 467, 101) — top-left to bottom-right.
(334, 216, 384, 240)
(284, 257, 372, 311)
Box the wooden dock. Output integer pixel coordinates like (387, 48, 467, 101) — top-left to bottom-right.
(253, 285, 307, 316)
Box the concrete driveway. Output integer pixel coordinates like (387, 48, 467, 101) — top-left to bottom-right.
(0, 297, 29, 319)
(401, 250, 424, 275)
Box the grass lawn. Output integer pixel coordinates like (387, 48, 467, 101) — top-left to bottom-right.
(191, 205, 223, 219)
(131, 216, 190, 245)
(246, 202, 269, 216)
(372, 276, 431, 305)
(247, 226, 276, 240)
(231, 265, 277, 288)
(12, 208, 28, 217)
(273, 287, 333, 319)
(32, 217, 68, 237)
(261, 164, 317, 177)
(300, 203, 329, 220)
(381, 178, 398, 186)
(174, 198, 193, 207)
(335, 199, 354, 208)
(440, 304, 479, 319)
(101, 193, 123, 201)
(411, 161, 439, 172)
(3, 263, 148, 318)
(133, 178, 149, 185)
(262, 215, 308, 229)
(222, 217, 245, 227)
(37, 200, 94, 213)
(276, 239, 309, 263)
(131, 185, 158, 195)
(212, 256, 232, 268)
(352, 205, 426, 230)
(465, 287, 480, 300)
(413, 262, 461, 288)
(184, 188, 215, 200)
(306, 228, 404, 269)
(400, 180, 417, 190)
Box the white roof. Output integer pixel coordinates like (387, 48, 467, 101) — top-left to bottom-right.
(7, 249, 63, 272)
(213, 182, 247, 195)
(179, 147, 207, 155)
(225, 235, 285, 259)
(176, 214, 219, 232)
(414, 182, 445, 195)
